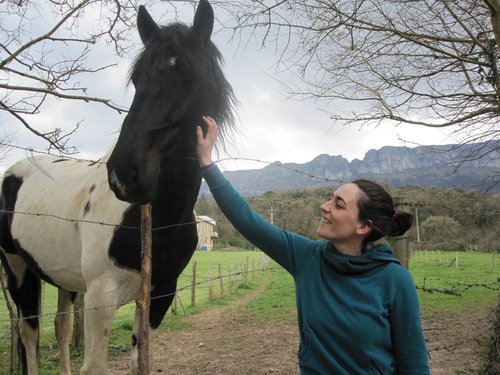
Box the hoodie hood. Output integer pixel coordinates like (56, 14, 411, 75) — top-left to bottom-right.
(322, 242, 400, 276)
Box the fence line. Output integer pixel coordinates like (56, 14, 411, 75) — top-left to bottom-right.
(0, 255, 272, 326)
(1, 142, 498, 194)
(0, 209, 201, 232)
(3, 249, 498, 325)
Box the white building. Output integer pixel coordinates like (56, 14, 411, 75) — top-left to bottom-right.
(196, 215, 217, 250)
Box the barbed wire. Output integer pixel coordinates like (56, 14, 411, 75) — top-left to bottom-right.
(2, 263, 497, 326)
(0, 260, 275, 324)
(0, 145, 495, 235)
(0, 209, 201, 232)
(0, 142, 106, 165)
(0, 143, 497, 324)
(217, 157, 346, 184)
(1, 141, 496, 193)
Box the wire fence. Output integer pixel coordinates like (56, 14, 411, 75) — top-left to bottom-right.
(0, 143, 498, 372)
(0, 254, 272, 353)
(0, 251, 270, 372)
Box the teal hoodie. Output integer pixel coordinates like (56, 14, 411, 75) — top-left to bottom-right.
(203, 165, 429, 374)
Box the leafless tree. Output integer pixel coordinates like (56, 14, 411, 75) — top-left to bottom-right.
(220, 0, 500, 187)
(0, 0, 158, 152)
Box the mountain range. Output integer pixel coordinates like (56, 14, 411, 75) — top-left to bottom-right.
(201, 142, 500, 196)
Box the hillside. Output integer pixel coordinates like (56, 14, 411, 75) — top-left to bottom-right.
(202, 142, 499, 195)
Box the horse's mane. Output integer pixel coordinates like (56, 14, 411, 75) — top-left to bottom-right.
(128, 22, 237, 144)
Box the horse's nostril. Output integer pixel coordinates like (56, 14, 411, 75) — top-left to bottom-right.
(108, 169, 129, 198)
(108, 169, 120, 188)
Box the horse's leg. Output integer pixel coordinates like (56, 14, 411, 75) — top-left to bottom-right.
(55, 289, 74, 375)
(79, 279, 118, 375)
(1, 216, 41, 374)
(13, 265, 41, 375)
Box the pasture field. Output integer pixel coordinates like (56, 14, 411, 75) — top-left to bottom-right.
(410, 250, 499, 318)
(241, 250, 500, 323)
(0, 249, 498, 374)
(0, 250, 268, 374)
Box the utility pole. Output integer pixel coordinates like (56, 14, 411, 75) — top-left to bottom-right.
(415, 207, 420, 243)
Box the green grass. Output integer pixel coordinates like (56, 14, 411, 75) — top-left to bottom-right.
(240, 250, 500, 325)
(0, 249, 267, 374)
(410, 250, 499, 318)
(1, 249, 498, 374)
(240, 263, 296, 324)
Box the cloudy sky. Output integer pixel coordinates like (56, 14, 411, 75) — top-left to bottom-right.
(1, 1, 461, 173)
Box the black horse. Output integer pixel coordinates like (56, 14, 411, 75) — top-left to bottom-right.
(0, 1, 235, 373)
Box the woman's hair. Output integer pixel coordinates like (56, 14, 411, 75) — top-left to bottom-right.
(352, 179, 413, 243)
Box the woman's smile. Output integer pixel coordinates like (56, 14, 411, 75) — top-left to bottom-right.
(321, 216, 332, 225)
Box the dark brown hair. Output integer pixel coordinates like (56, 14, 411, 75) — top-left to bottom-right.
(352, 179, 413, 243)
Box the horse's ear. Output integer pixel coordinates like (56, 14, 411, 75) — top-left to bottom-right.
(137, 5, 160, 45)
(192, 0, 214, 44)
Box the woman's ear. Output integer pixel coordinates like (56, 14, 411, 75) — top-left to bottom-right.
(355, 221, 372, 236)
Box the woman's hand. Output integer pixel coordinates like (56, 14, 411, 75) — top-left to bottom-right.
(196, 116, 220, 167)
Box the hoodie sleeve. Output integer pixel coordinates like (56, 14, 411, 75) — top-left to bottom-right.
(201, 164, 315, 275)
(390, 268, 430, 374)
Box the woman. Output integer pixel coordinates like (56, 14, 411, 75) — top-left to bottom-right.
(196, 116, 430, 374)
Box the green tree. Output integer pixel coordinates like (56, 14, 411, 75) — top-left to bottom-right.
(420, 215, 464, 248)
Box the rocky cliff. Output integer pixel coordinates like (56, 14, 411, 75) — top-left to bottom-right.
(201, 142, 499, 196)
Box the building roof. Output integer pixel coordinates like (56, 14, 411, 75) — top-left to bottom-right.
(196, 215, 216, 226)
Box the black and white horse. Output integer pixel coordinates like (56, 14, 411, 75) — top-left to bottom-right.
(0, 0, 235, 373)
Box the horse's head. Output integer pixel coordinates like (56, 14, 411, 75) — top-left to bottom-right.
(107, 0, 235, 204)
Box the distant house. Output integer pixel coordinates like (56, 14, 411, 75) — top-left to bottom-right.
(195, 215, 217, 250)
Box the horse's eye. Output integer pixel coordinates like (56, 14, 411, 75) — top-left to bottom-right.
(168, 56, 178, 67)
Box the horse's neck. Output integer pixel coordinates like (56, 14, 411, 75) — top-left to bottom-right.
(154, 158, 201, 208)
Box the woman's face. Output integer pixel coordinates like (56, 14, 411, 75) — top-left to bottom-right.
(317, 183, 366, 242)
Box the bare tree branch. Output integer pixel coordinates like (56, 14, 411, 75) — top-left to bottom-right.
(219, 0, 499, 188)
(0, 0, 154, 152)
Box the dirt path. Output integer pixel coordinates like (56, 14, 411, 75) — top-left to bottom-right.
(109, 274, 492, 374)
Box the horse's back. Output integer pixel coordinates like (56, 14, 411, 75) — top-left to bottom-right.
(0, 155, 127, 292)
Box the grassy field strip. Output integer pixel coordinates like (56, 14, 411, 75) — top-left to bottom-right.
(0, 250, 268, 373)
(241, 250, 499, 322)
(410, 250, 499, 317)
(0, 250, 498, 374)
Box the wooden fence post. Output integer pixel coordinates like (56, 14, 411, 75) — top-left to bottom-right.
(244, 256, 249, 283)
(228, 266, 233, 294)
(191, 261, 197, 307)
(208, 264, 213, 302)
(138, 203, 152, 374)
(218, 264, 224, 299)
